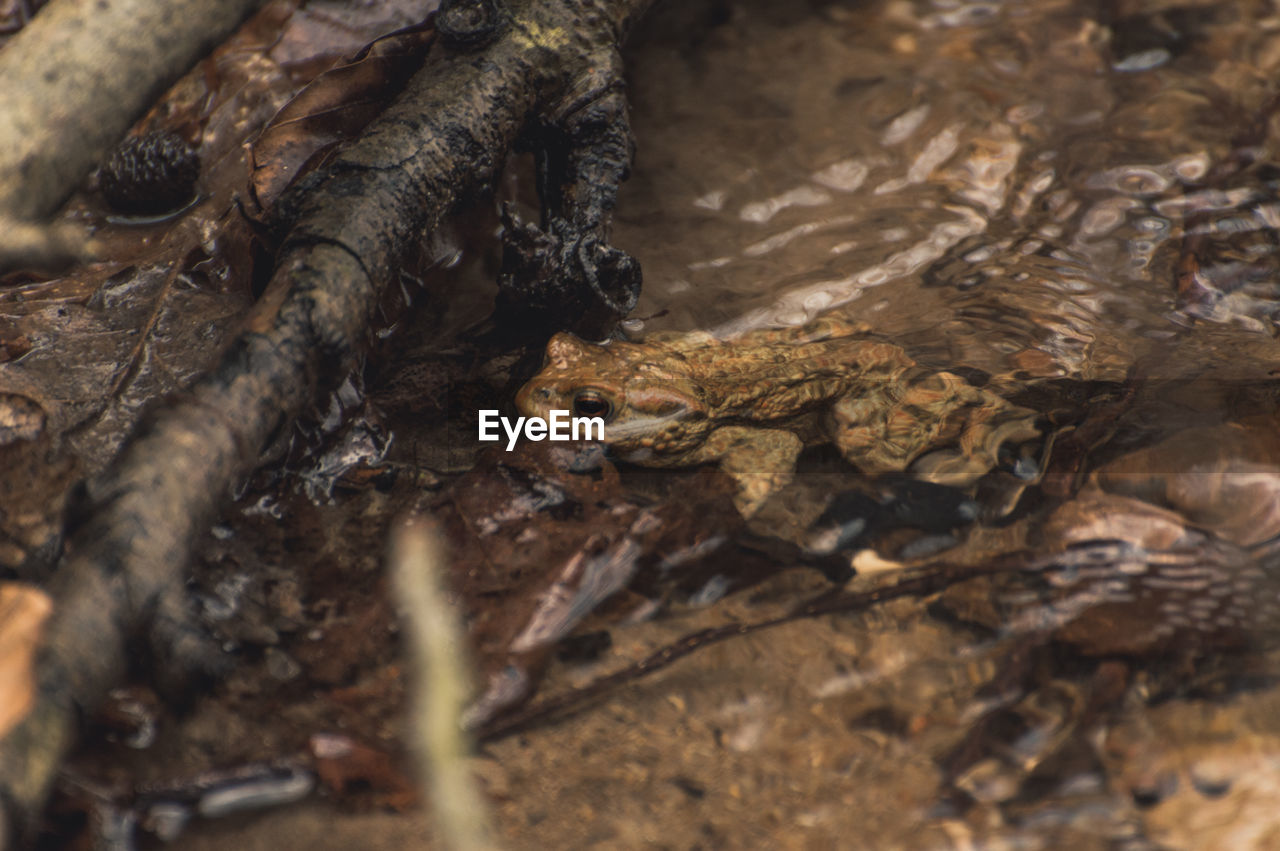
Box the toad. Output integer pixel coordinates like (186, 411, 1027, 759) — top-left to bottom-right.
(515, 318, 1040, 515)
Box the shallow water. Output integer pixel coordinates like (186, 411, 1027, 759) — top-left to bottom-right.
(619, 1, 1280, 383)
(567, 1, 1280, 846)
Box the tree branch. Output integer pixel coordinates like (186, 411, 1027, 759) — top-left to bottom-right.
(0, 0, 261, 222)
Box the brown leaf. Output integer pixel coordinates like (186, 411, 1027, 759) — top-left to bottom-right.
(0, 583, 53, 738)
(249, 22, 436, 211)
(309, 732, 418, 811)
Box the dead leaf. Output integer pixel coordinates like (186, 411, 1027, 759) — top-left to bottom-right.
(249, 22, 436, 211)
(309, 732, 418, 811)
(0, 583, 53, 737)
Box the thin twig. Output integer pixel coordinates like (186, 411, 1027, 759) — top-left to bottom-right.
(392, 516, 499, 851)
(476, 556, 1025, 742)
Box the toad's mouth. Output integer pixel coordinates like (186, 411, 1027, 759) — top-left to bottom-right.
(599, 409, 692, 444)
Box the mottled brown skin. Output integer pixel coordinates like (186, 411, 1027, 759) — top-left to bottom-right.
(516, 318, 1039, 514)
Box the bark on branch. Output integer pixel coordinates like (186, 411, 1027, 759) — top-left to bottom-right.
(0, 0, 261, 220)
(0, 0, 652, 843)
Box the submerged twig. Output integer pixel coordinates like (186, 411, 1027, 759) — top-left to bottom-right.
(391, 516, 498, 851)
(475, 557, 1024, 743)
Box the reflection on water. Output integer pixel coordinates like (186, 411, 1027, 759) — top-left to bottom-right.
(621, 1, 1280, 375)
(602, 0, 1280, 846)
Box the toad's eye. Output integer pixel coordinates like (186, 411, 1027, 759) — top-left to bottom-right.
(572, 389, 614, 421)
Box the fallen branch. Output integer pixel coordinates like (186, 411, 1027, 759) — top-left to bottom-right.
(0, 0, 261, 222)
(0, 0, 652, 843)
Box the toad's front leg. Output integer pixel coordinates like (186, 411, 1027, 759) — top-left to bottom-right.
(686, 426, 803, 517)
